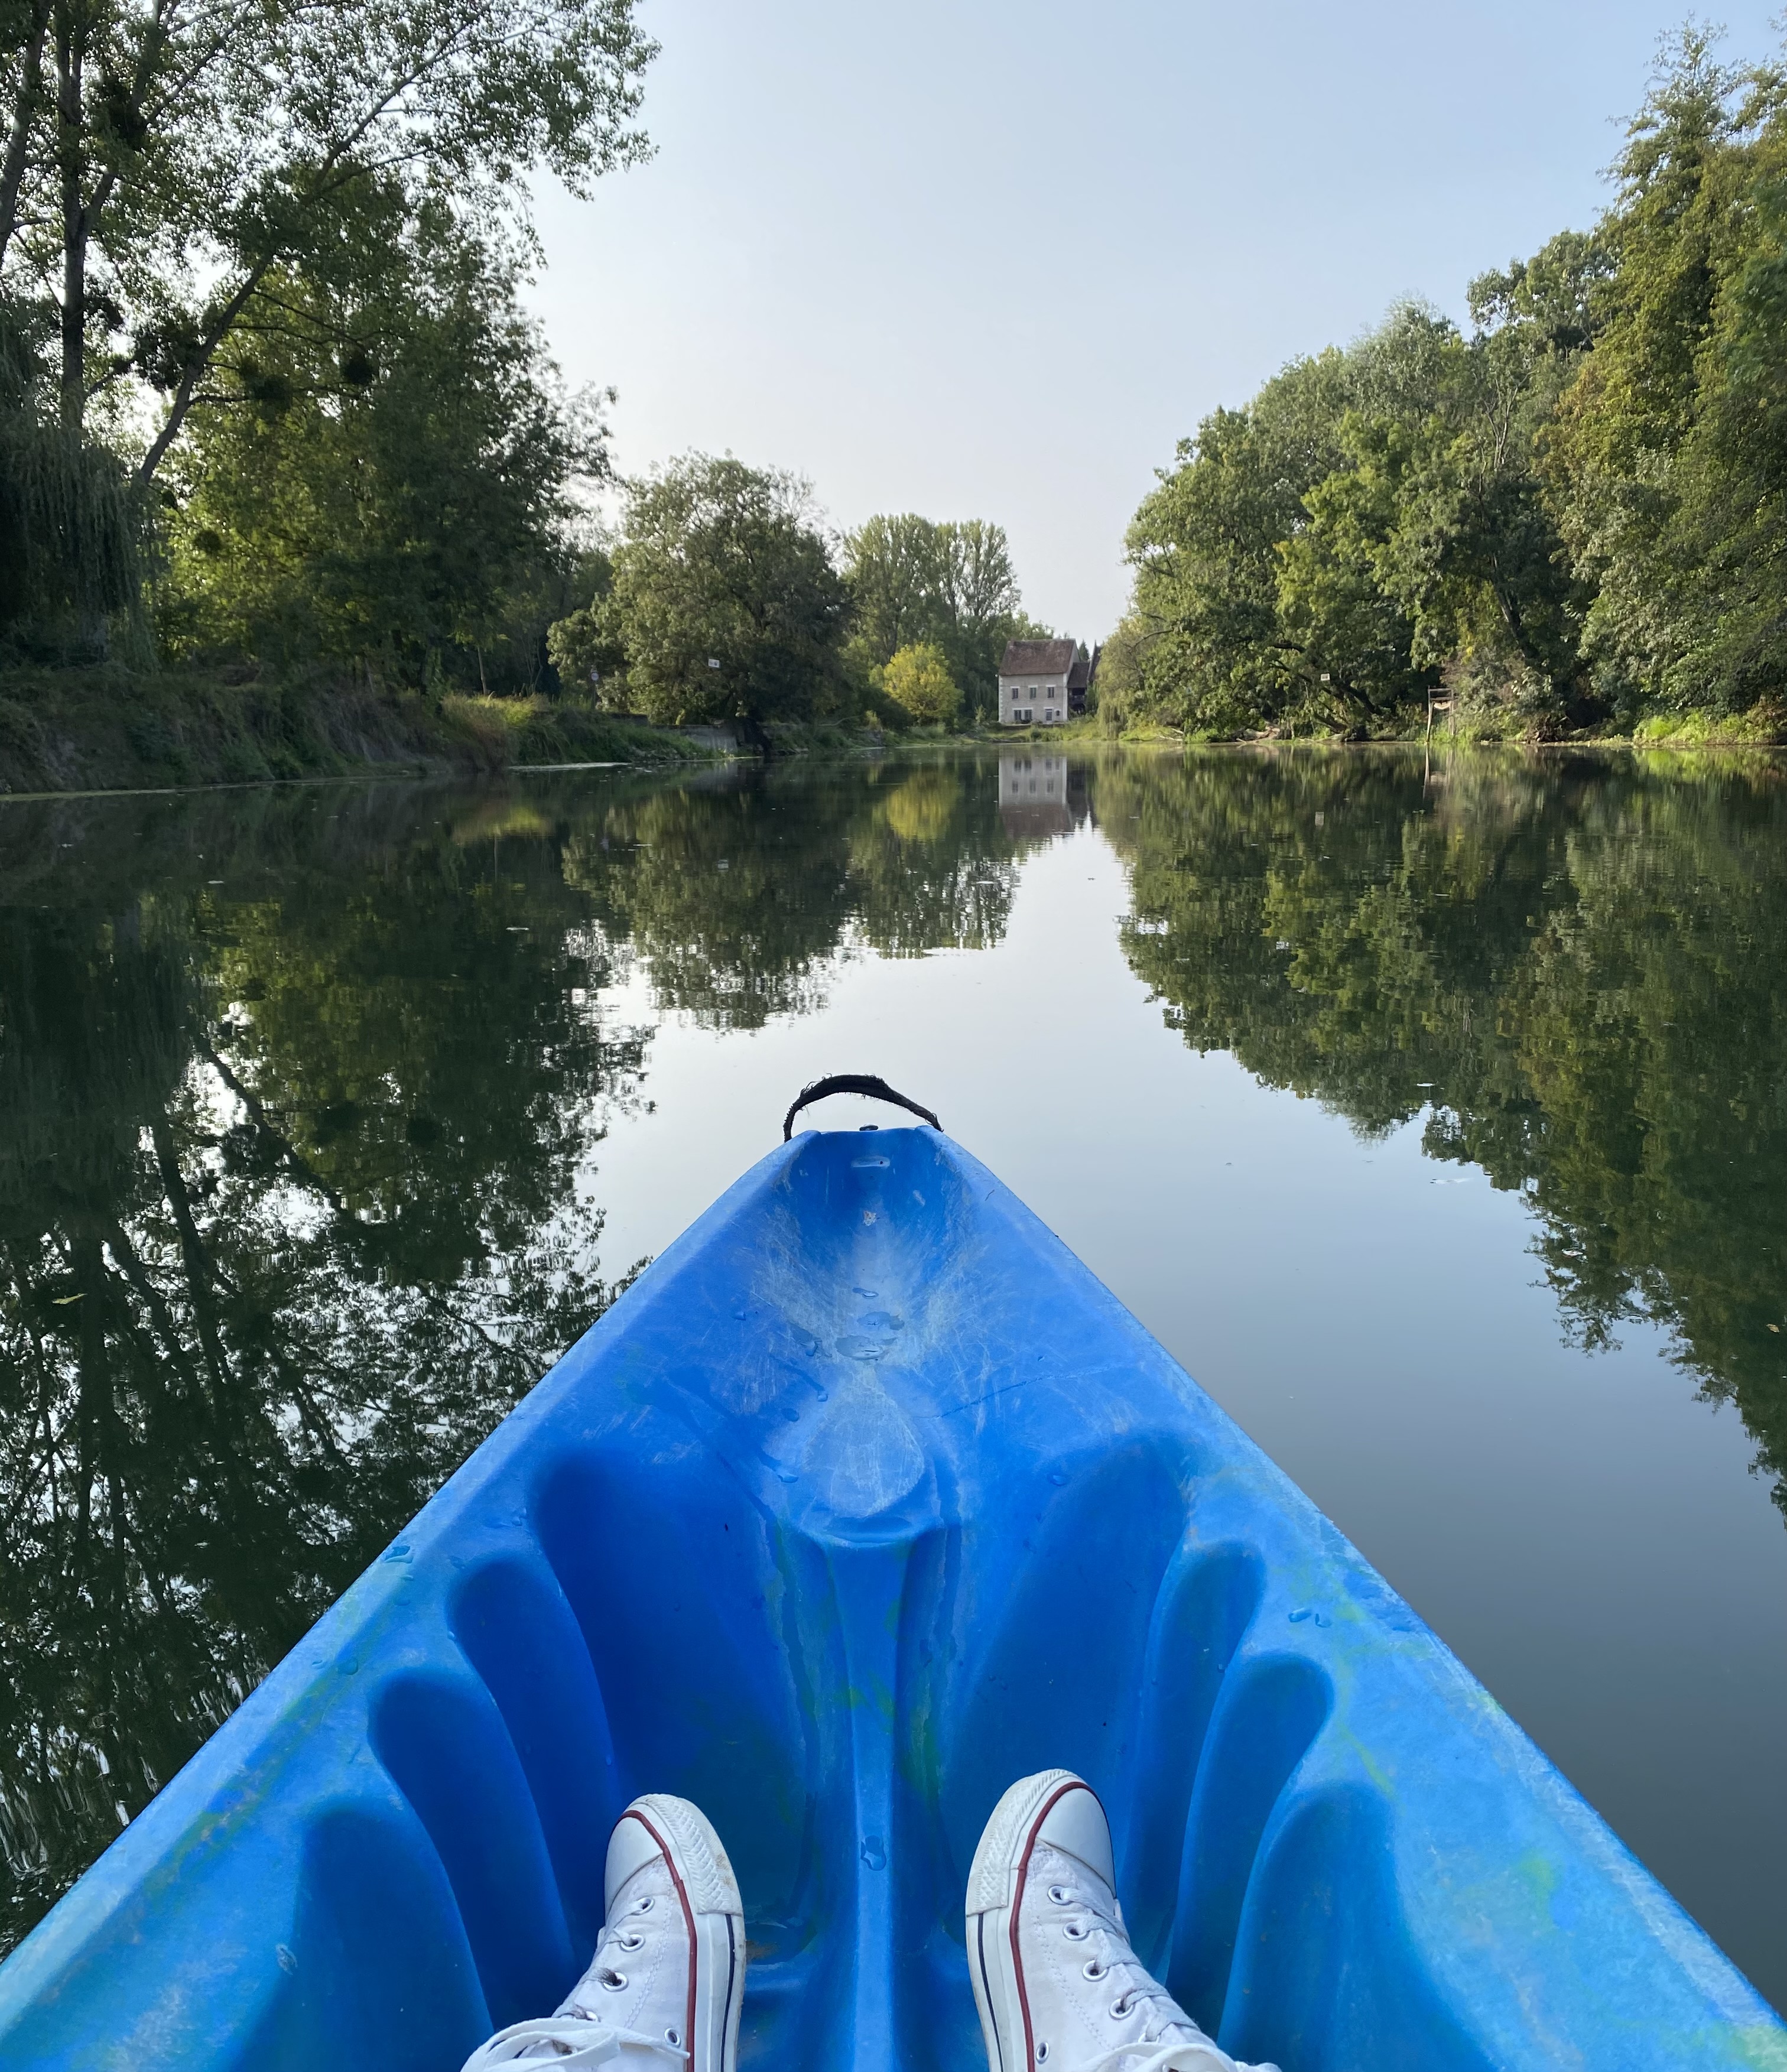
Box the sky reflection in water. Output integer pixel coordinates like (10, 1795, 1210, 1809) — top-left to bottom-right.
(0, 747, 1782, 2006)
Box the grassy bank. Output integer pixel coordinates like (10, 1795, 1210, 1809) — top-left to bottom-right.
(0, 668, 725, 797)
(1095, 703, 1787, 750)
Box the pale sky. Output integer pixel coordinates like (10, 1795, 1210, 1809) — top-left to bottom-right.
(527, 0, 1781, 644)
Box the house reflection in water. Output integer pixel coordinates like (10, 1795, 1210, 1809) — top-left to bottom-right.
(998, 754, 1091, 842)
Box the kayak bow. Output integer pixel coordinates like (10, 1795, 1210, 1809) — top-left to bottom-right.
(1, 1125, 1780, 2071)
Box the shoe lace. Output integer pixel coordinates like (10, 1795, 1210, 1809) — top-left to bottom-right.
(459, 2013, 687, 2067)
(1042, 1872, 1268, 2072)
(462, 1892, 688, 2070)
(564, 1902, 662, 2012)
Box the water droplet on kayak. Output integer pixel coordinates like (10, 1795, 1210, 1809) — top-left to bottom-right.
(1048, 1470, 1068, 1486)
(812, 1385, 828, 1401)
(789, 1325, 818, 1355)
(782, 1405, 801, 1422)
(851, 1155, 890, 1169)
(276, 1944, 298, 1974)
(775, 1469, 800, 1483)
(853, 1287, 878, 1298)
(1288, 1607, 1330, 1628)
(342, 1658, 359, 1675)
(859, 1311, 903, 1333)
(384, 1542, 411, 1563)
(860, 1836, 886, 1869)
(837, 1335, 887, 1362)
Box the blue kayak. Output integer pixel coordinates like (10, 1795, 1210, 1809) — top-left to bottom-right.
(1, 1119, 1782, 2071)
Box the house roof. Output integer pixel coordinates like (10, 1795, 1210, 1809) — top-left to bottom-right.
(1067, 650, 1090, 690)
(999, 638, 1077, 679)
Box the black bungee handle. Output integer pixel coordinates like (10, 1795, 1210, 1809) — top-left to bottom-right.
(782, 1074, 943, 1142)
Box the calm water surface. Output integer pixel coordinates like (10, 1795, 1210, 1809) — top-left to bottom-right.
(1, 746, 1783, 2008)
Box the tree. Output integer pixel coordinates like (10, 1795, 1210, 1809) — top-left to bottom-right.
(1120, 289, 1605, 736)
(0, 0, 652, 479)
(842, 514, 941, 661)
(0, 305, 144, 648)
(161, 204, 600, 689)
(880, 641, 960, 726)
(1544, 30, 1787, 717)
(1122, 345, 1354, 734)
(843, 513, 1023, 719)
(594, 454, 850, 725)
(545, 542, 624, 697)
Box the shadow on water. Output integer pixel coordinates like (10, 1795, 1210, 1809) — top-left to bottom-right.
(0, 743, 1782, 1962)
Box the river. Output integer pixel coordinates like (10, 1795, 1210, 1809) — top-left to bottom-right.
(1, 744, 1782, 2009)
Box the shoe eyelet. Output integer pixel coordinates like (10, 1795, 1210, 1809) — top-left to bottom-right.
(1109, 1995, 1133, 2021)
(599, 1969, 626, 1992)
(1046, 1885, 1070, 1905)
(665, 2030, 680, 2047)
(619, 1932, 644, 1950)
(1037, 2046, 1049, 2064)
(1083, 1959, 1107, 1982)
(635, 1896, 654, 1914)
(1063, 1921, 1089, 1940)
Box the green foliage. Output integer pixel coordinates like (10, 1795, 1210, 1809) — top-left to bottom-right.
(1545, 31, 1787, 716)
(545, 544, 623, 696)
(0, 0, 651, 459)
(160, 216, 593, 691)
(595, 454, 850, 725)
(1119, 27, 1787, 736)
(843, 514, 1023, 718)
(0, 315, 147, 655)
(0, 0, 650, 666)
(880, 641, 961, 726)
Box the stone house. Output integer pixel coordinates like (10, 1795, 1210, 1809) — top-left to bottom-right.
(998, 638, 1077, 726)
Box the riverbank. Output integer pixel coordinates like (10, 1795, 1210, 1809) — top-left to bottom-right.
(0, 668, 746, 797)
(1097, 703, 1787, 749)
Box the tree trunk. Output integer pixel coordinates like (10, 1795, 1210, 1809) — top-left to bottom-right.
(56, 12, 86, 437)
(0, 0, 53, 264)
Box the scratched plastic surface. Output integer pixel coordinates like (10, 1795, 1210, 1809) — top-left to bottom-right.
(1, 1128, 1782, 2072)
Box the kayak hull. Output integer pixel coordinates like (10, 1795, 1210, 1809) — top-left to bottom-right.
(1, 1128, 1781, 2071)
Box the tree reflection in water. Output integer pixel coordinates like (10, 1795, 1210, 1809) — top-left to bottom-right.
(1, 747, 1780, 1955)
(0, 759, 1022, 1949)
(1101, 748, 1787, 1516)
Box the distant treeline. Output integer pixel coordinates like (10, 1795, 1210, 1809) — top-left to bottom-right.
(547, 468, 1047, 728)
(1102, 30, 1787, 741)
(0, 0, 1035, 728)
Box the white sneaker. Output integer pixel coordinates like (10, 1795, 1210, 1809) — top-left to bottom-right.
(966, 1771, 1277, 2072)
(462, 1794, 745, 2071)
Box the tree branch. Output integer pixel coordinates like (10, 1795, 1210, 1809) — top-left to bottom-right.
(134, 260, 271, 483)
